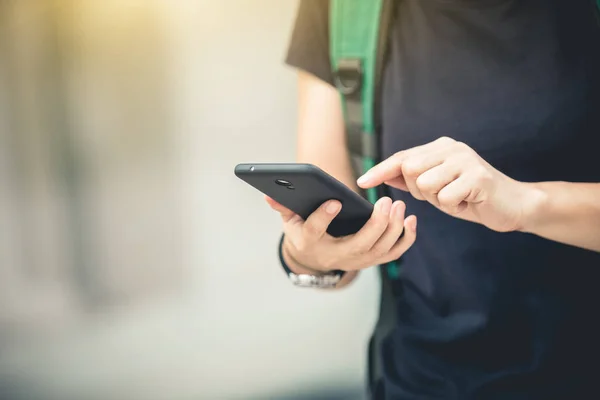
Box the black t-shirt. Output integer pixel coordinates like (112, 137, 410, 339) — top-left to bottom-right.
(286, 1, 600, 399)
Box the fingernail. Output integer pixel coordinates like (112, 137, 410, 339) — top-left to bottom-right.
(412, 218, 418, 232)
(357, 173, 371, 186)
(326, 201, 341, 214)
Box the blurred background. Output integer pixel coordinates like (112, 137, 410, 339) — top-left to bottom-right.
(0, 1, 381, 399)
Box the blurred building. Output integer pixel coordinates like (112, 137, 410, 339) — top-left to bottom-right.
(0, 1, 378, 399)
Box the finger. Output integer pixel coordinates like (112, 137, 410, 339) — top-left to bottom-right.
(357, 152, 407, 189)
(384, 176, 408, 191)
(415, 162, 462, 207)
(369, 201, 406, 257)
(402, 145, 456, 201)
(265, 195, 284, 211)
(301, 200, 342, 242)
(338, 197, 392, 255)
(436, 175, 473, 214)
(376, 215, 418, 265)
(357, 137, 456, 189)
(265, 195, 296, 222)
(282, 213, 306, 249)
(404, 172, 426, 201)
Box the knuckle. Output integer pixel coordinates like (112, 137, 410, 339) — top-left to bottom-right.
(454, 140, 471, 151)
(441, 196, 462, 211)
(355, 244, 371, 256)
(473, 167, 492, 185)
(438, 197, 454, 209)
(393, 150, 406, 160)
(480, 166, 493, 180)
(415, 174, 433, 192)
(370, 244, 388, 258)
(402, 159, 420, 177)
(373, 220, 390, 235)
(436, 136, 454, 145)
(412, 188, 427, 201)
(351, 242, 372, 256)
(455, 151, 473, 164)
(471, 186, 484, 202)
(437, 190, 453, 205)
(369, 212, 388, 229)
(379, 249, 393, 261)
(457, 142, 478, 158)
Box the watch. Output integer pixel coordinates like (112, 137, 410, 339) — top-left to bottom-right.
(278, 234, 345, 288)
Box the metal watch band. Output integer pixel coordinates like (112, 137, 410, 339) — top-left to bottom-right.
(287, 271, 343, 288)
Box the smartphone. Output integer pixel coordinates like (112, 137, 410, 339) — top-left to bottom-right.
(234, 163, 373, 237)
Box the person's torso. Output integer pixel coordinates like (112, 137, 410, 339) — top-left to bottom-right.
(377, 0, 600, 398)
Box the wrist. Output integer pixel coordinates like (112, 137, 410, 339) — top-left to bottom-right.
(518, 182, 550, 234)
(281, 236, 327, 276)
(278, 234, 347, 289)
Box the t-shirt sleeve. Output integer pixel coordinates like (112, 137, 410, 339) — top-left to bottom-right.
(285, 0, 334, 86)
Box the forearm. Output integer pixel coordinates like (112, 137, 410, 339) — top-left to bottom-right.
(520, 182, 600, 252)
(288, 72, 361, 288)
(296, 71, 361, 194)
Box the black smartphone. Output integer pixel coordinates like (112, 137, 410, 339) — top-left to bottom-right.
(235, 163, 373, 237)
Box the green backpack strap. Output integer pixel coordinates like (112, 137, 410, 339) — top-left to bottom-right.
(329, 0, 392, 205)
(330, 0, 400, 278)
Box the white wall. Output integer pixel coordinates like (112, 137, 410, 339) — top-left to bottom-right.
(0, 1, 381, 399)
(175, 1, 381, 397)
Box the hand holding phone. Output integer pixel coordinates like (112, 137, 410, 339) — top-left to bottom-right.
(236, 163, 417, 273)
(266, 195, 416, 274)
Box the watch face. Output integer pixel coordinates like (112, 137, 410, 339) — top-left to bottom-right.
(289, 273, 341, 288)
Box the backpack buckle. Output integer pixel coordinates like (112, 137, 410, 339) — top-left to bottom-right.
(333, 58, 362, 96)
(347, 126, 378, 160)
